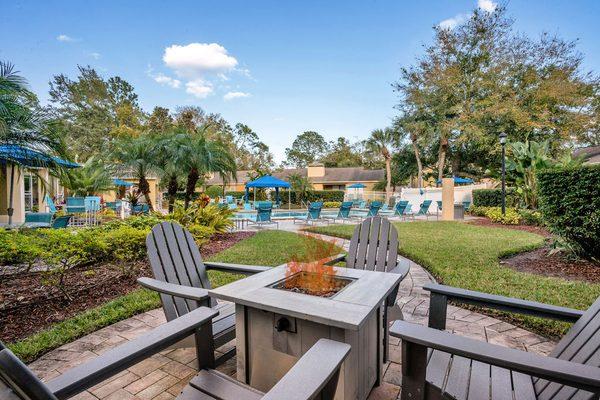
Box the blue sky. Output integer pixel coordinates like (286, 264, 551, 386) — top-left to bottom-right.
(2, 0, 599, 162)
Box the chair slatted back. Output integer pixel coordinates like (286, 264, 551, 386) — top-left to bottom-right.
(367, 202, 382, 217)
(256, 202, 273, 222)
(395, 201, 409, 216)
(535, 297, 600, 400)
(308, 202, 323, 219)
(338, 202, 353, 218)
(416, 200, 432, 215)
(346, 216, 399, 272)
(146, 222, 216, 322)
(0, 349, 58, 400)
(51, 215, 71, 229)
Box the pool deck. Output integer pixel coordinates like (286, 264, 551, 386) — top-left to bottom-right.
(29, 222, 555, 399)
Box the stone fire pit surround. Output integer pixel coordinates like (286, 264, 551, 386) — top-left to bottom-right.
(209, 264, 402, 400)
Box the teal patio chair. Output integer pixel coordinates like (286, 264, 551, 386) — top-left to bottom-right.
(22, 212, 53, 229)
(243, 202, 253, 211)
(248, 201, 278, 228)
(65, 197, 85, 213)
(324, 201, 354, 223)
(84, 196, 101, 212)
(436, 200, 443, 211)
(293, 201, 326, 225)
(44, 194, 57, 214)
(415, 199, 433, 220)
(462, 200, 471, 211)
(132, 203, 150, 215)
(367, 201, 383, 217)
(382, 200, 410, 219)
(51, 215, 72, 229)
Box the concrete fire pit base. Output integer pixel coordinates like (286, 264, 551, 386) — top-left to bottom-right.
(209, 265, 402, 400)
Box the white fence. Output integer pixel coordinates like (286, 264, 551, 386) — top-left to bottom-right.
(399, 183, 490, 212)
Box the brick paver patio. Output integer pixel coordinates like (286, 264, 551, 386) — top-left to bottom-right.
(29, 229, 556, 400)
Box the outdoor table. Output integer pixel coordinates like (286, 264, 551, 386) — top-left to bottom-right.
(209, 264, 402, 400)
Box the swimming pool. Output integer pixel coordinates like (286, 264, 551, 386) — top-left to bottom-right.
(233, 210, 364, 221)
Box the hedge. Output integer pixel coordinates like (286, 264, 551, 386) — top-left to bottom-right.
(472, 188, 517, 207)
(538, 165, 600, 260)
(226, 190, 344, 204)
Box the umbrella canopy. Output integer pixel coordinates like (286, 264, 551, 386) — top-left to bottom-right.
(113, 178, 134, 187)
(245, 175, 291, 188)
(0, 144, 79, 168)
(436, 176, 474, 185)
(347, 183, 366, 189)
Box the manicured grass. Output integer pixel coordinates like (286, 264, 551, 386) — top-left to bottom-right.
(9, 230, 337, 362)
(307, 221, 600, 338)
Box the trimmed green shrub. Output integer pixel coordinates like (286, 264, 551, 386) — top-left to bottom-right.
(485, 207, 521, 225)
(472, 188, 517, 207)
(538, 165, 600, 260)
(518, 209, 543, 226)
(205, 185, 224, 199)
(323, 201, 342, 208)
(306, 190, 345, 203)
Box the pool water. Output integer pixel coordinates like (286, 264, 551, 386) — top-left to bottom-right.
(233, 210, 365, 221)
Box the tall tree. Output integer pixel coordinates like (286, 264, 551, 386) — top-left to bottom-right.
(284, 131, 329, 168)
(365, 127, 399, 200)
(49, 66, 143, 159)
(321, 137, 363, 167)
(146, 106, 174, 135)
(232, 123, 274, 171)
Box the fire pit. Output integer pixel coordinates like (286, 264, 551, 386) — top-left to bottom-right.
(209, 263, 402, 400)
(269, 271, 356, 298)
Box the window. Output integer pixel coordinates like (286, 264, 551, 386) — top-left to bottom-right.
(23, 173, 39, 212)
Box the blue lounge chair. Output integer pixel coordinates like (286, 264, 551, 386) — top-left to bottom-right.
(324, 201, 354, 223)
(243, 202, 252, 211)
(382, 200, 410, 219)
(132, 203, 150, 215)
(293, 201, 327, 225)
(415, 199, 433, 220)
(65, 197, 85, 213)
(462, 201, 471, 211)
(22, 212, 53, 228)
(51, 215, 72, 229)
(367, 201, 383, 217)
(436, 200, 443, 211)
(247, 201, 278, 228)
(44, 194, 57, 214)
(85, 196, 101, 212)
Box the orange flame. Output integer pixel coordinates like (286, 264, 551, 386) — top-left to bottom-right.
(284, 234, 340, 295)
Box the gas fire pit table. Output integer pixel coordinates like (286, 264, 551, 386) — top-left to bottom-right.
(209, 264, 402, 400)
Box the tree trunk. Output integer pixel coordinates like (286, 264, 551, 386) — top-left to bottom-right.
(438, 135, 448, 182)
(385, 157, 392, 201)
(167, 174, 179, 213)
(184, 167, 199, 209)
(410, 133, 423, 188)
(138, 176, 154, 211)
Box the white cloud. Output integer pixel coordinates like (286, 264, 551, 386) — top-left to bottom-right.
(186, 79, 213, 98)
(439, 13, 468, 30)
(478, 0, 497, 12)
(163, 43, 238, 79)
(223, 91, 251, 101)
(57, 34, 77, 42)
(154, 73, 181, 88)
(89, 52, 101, 59)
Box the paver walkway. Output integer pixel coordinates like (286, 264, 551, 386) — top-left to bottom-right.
(29, 224, 556, 400)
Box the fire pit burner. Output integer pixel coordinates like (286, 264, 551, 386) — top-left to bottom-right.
(269, 271, 356, 298)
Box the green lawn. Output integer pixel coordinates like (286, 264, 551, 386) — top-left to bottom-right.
(307, 221, 600, 338)
(10, 230, 335, 362)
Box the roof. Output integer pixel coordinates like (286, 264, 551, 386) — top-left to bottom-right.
(573, 146, 600, 164)
(206, 167, 384, 186)
(0, 144, 79, 168)
(245, 175, 291, 188)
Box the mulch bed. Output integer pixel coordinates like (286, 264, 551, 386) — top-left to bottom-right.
(502, 247, 600, 284)
(467, 217, 551, 237)
(0, 231, 255, 343)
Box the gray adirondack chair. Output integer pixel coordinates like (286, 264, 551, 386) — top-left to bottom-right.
(137, 221, 271, 365)
(390, 283, 600, 400)
(327, 216, 410, 361)
(0, 307, 351, 400)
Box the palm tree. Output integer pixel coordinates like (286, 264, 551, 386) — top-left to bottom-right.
(365, 127, 398, 201)
(179, 129, 237, 209)
(1, 61, 69, 225)
(155, 131, 187, 213)
(111, 136, 158, 211)
(59, 157, 114, 196)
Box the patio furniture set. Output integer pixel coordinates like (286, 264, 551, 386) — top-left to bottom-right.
(2, 217, 599, 399)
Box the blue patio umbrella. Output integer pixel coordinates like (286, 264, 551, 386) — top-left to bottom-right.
(113, 178, 134, 187)
(245, 175, 291, 209)
(0, 144, 79, 226)
(347, 183, 366, 189)
(436, 176, 474, 185)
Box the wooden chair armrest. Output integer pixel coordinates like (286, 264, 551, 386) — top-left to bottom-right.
(262, 339, 351, 400)
(323, 253, 347, 266)
(137, 277, 210, 302)
(388, 262, 410, 281)
(48, 307, 219, 399)
(203, 262, 271, 275)
(391, 320, 600, 393)
(424, 283, 583, 324)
